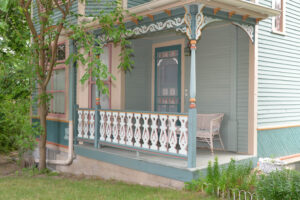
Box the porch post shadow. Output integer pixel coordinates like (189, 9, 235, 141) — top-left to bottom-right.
(185, 4, 205, 168)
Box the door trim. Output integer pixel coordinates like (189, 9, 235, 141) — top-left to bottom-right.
(151, 39, 185, 112)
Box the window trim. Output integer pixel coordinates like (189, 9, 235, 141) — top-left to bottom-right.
(88, 44, 112, 109)
(272, 0, 286, 35)
(47, 41, 67, 118)
(47, 64, 67, 118)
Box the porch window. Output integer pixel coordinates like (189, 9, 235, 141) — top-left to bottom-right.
(46, 43, 66, 116)
(272, 0, 285, 34)
(89, 45, 111, 109)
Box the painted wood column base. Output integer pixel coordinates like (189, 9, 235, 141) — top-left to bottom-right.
(188, 107, 197, 168)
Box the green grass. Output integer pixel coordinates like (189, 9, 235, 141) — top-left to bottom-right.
(0, 175, 216, 200)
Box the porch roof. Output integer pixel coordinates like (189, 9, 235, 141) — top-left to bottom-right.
(128, 0, 280, 20)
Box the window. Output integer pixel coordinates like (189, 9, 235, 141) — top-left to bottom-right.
(89, 45, 111, 109)
(273, 0, 285, 34)
(46, 43, 66, 116)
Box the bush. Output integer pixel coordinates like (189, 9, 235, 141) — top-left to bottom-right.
(185, 157, 257, 194)
(257, 169, 300, 200)
(0, 98, 40, 154)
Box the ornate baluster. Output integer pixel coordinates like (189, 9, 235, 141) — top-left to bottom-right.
(89, 111, 95, 140)
(159, 115, 168, 152)
(142, 114, 150, 149)
(150, 114, 158, 150)
(119, 112, 126, 144)
(126, 113, 133, 146)
(168, 115, 178, 153)
(99, 111, 106, 141)
(112, 112, 119, 143)
(83, 111, 89, 139)
(179, 116, 188, 155)
(105, 112, 112, 142)
(134, 113, 141, 147)
(78, 110, 83, 138)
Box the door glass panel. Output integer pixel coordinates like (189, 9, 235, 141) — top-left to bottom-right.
(155, 47, 180, 112)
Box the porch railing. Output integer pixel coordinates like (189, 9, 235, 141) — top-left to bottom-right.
(76, 107, 189, 158)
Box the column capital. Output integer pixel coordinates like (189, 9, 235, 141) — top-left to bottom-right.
(184, 4, 205, 40)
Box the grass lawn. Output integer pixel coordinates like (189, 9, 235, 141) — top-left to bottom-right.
(0, 175, 216, 200)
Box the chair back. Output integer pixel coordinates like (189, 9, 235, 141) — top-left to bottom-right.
(197, 113, 224, 130)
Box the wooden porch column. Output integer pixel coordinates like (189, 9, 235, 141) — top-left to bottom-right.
(185, 4, 205, 168)
(94, 85, 100, 148)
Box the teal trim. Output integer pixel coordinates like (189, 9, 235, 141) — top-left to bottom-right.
(154, 45, 182, 112)
(33, 119, 69, 146)
(258, 127, 300, 158)
(75, 145, 197, 182)
(99, 141, 187, 159)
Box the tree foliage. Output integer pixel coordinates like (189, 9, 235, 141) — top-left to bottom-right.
(4, 0, 135, 170)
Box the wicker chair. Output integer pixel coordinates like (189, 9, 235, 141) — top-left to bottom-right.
(196, 113, 225, 154)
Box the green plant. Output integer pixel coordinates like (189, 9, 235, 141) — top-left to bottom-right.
(257, 169, 300, 200)
(186, 158, 257, 196)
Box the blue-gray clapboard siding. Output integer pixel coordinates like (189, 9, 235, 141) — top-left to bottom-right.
(257, 0, 300, 128)
(32, 0, 78, 33)
(195, 23, 249, 152)
(125, 39, 152, 111)
(127, 0, 150, 8)
(85, 0, 114, 16)
(125, 23, 249, 153)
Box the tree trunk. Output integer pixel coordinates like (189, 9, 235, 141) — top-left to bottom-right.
(38, 86, 48, 170)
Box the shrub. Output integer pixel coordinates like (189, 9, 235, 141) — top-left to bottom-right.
(185, 157, 257, 195)
(257, 169, 300, 200)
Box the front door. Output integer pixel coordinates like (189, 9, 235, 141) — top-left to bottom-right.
(155, 45, 181, 112)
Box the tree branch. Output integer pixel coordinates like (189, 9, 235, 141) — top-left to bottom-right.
(53, 0, 66, 16)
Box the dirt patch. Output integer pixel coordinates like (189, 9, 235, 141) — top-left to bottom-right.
(0, 153, 20, 177)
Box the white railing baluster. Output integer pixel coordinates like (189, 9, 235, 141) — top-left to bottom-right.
(179, 116, 188, 155)
(126, 113, 133, 146)
(134, 113, 141, 147)
(106, 112, 112, 142)
(142, 114, 150, 149)
(159, 115, 168, 152)
(81, 108, 189, 157)
(112, 112, 119, 143)
(150, 114, 158, 150)
(119, 112, 126, 144)
(83, 111, 89, 139)
(99, 111, 106, 141)
(168, 116, 178, 153)
(78, 110, 83, 138)
(89, 111, 95, 140)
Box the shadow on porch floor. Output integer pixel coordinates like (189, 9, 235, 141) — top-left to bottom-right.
(85, 144, 254, 170)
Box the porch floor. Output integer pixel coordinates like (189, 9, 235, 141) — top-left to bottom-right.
(87, 144, 254, 169)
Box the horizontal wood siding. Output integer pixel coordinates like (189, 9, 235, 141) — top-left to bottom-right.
(33, 0, 78, 33)
(85, 0, 114, 16)
(127, 0, 150, 8)
(237, 28, 249, 153)
(257, 0, 300, 128)
(125, 39, 152, 111)
(195, 23, 249, 152)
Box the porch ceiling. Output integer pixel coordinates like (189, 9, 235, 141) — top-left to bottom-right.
(128, 0, 280, 21)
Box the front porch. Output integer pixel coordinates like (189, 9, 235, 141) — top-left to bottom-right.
(73, 2, 278, 174)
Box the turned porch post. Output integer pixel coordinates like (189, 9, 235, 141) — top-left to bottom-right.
(94, 86, 101, 148)
(185, 4, 205, 168)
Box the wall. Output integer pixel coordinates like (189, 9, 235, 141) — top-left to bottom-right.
(127, 0, 150, 8)
(256, 0, 300, 158)
(33, 118, 69, 146)
(194, 23, 249, 152)
(257, 0, 300, 129)
(32, 0, 78, 33)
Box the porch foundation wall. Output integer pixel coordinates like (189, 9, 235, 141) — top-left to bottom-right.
(44, 144, 185, 189)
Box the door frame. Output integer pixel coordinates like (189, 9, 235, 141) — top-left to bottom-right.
(151, 39, 185, 112)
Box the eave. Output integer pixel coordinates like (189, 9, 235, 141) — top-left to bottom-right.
(128, 0, 280, 21)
